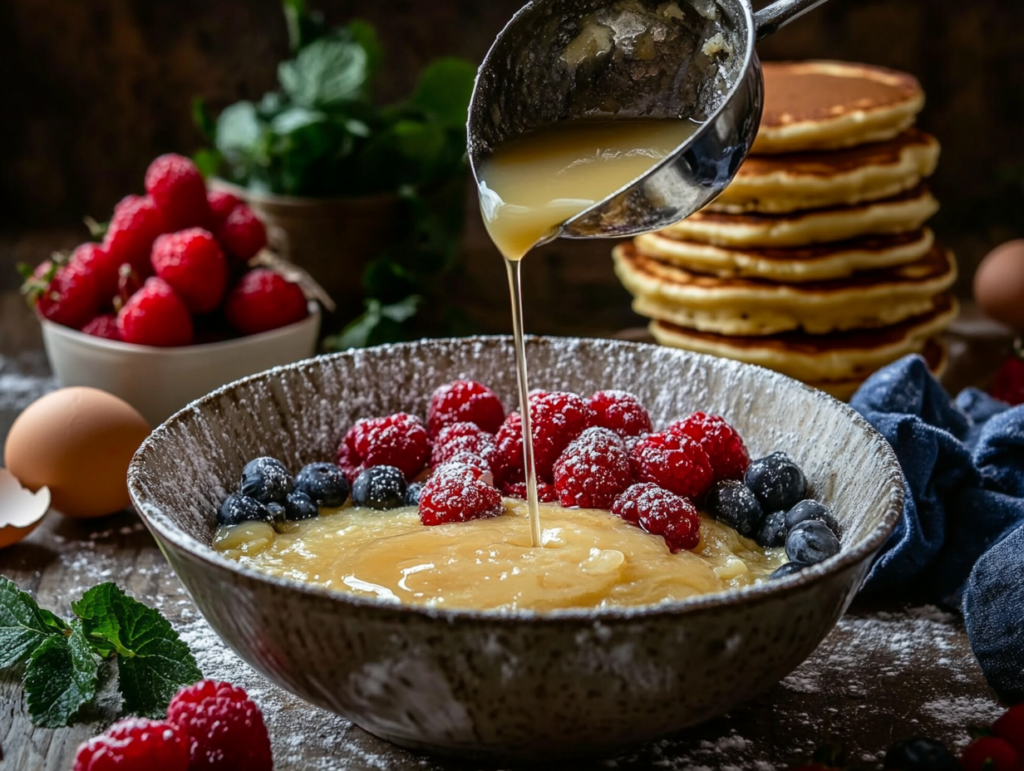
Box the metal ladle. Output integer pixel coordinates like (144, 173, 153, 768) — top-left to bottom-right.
(467, 0, 831, 242)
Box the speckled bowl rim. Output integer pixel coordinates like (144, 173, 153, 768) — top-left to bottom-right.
(129, 335, 905, 625)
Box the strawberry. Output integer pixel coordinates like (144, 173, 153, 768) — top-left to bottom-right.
(104, 194, 166, 276)
(81, 314, 121, 341)
(207, 190, 242, 226)
(145, 154, 210, 231)
(217, 204, 267, 261)
(151, 228, 228, 314)
(70, 242, 120, 306)
(22, 257, 99, 330)
(117, 277, 194, 347)
(224, 269, 308, 335)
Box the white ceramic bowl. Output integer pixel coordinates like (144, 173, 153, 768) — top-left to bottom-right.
(40, 304, 320, 426)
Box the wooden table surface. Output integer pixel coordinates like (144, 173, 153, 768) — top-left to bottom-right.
(0, 290, 1013, 770)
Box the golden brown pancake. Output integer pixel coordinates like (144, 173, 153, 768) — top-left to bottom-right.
(752, 61, 925, 154)
(708, 129, 940, 214)
(805, 338, 948, 401)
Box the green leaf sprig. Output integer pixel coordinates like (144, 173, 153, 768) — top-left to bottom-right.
(0, 576, 202, 727)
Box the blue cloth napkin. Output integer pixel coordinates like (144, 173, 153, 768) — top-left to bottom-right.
(850, 354, 1024, 703)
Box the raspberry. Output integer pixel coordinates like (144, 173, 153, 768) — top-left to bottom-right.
(494, 392, 595, 484)
(24, 258, 99, 330)
(145, 154, 211, 231)
(612, 483, 701, 552)
(427, 380, 505, 436)
(224, 269, 308, 335)
(167, 680, 272, 771)
(81, 314, 122, 341)
(117, 277, 194, 347)
(630, 431, 714, 500)
(667, 412, 749, 482)
(419, 462, 503, 526)
(553, 427, 633, 508)
(995, 703, 1024, 754)
(217, 204, 267, 261)
(207, 190, 242, 226)
(587, 390, 652, 438)
(72, 242, 120, 305)
(339, 413, 430, 481)
(960, 736, 1019, 771)
(431, 422, 497, 469)
(151, 228, 228, 314)
(73, 717, 188, 771)
(499, 479, 558, 502)
(104, 195, 166, 276)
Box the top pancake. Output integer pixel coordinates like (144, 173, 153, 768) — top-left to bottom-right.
(751, 61, 925, 154)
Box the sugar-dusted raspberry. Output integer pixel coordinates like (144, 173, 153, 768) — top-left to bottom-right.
(117, 277, 194, 347)
(24, 258, 99, 330)
(217, 204, 267, 261)
(431, 422, 497, 469)
(553, 427, 633, 508)
(499, 479, 558, 502)
(339, 413, 430, 481)
(81, 314, 122, 341)
(71, 242, 121, 305)
(145, 154, 211, 231)
(224, 268, 308, 335)
(630, 431, 714, 500)
(151, 228, 228, 314)
(419, 461, 503, 526)
(104, 194, 166, 276)
(667, 412, 749, 482)
(73, 717, 188, 771)
(494, 392, 595, 484)
(207, 190, 242, 226)
(587, 390, 652, 438)
(167, 680, 271, 771)
(612, 482, 701, 552)
(995, 703, 1024, 754)
(427, 380, 505, 436)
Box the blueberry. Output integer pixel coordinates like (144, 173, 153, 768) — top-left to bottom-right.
(785, 520, 840, 565)
(266, 502, 286, 524)
(240, 457, 294, 504)
(706, 479, 763, 537)
(218, 494, 273, 526)
(744, 452, 807, 512)
(352, 466, 407, 510)
(406, 481, 425, 507)
(785, 499, 840, 536)
(295, 462, 350, 508)
(769, 561, 808, 580)
(756, 510, 788, 548)
(285, 491, 319, 521)
(883, 737, 960, 771)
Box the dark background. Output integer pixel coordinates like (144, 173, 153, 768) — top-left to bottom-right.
(2, 0, 1022, 338)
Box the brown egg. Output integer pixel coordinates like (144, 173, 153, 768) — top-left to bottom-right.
(974, 239, 1024, 330)
(4, 387, 151, 518)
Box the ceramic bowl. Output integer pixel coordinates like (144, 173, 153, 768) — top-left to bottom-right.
(40, 304, 320, 426)
(128, 337, 903, 762)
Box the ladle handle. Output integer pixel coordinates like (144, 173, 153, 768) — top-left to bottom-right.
(753, 0, 831, 40)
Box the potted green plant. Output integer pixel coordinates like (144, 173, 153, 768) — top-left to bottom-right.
(194, 0, 476, 347)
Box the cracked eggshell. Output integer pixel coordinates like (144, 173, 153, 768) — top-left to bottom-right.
(0, 469, 50, 548)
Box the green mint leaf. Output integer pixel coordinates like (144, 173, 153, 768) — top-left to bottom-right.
(379, 294, 421, 323)
(192, 148, 223, 180)
(72, 584, 201, 717)
(215, 101, 264, 164)
(348, 19, 383, 79)
(283, 0, 327, 53)
(192, 96, 216, 142)
(278, 36, 369, 109)
(412, 57, 477, 129)
(270, 106, 328, 136)
(24, 622, 97, 728)
(0, 576, 61, 669)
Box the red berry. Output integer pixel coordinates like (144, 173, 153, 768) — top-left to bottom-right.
(27, 258, 99, 330)
(145, 154, 210, 231)
(499, 479, 558, 502)
(612, 483, 701, 552)
(431, 422, 497, 469)
(207, 190, 242, 226)
(630, 431, 714, 500)
(167, 680, 272, 771)
(588, 390, 652, 438)
(667, 412, 750, 482)
(73, 717, 188, 771)
(117, 277, 194, 347)
(81, 314, 121, 341)
(151, 228, 228, 314)
(71, 242, 120, 305)
(339, 413, 430, 481)
(494, 392, 595, 484)
(961, 736, 1019, 771)
(553, 427, 633, 508)
(104, 195, 166, 276)
(224, 269, 308, 335)
(419, 461, 503, 526)
(990, 354, 1024, 405)
(994, 703, 1024, 754)
(427, 380, 506, 437)
(217, 204, 267, 261)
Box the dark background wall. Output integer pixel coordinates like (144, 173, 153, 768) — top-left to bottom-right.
(2, 0, 1022, 336)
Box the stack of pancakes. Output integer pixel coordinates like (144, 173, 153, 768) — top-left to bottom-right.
(614, 61, 958, 399)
